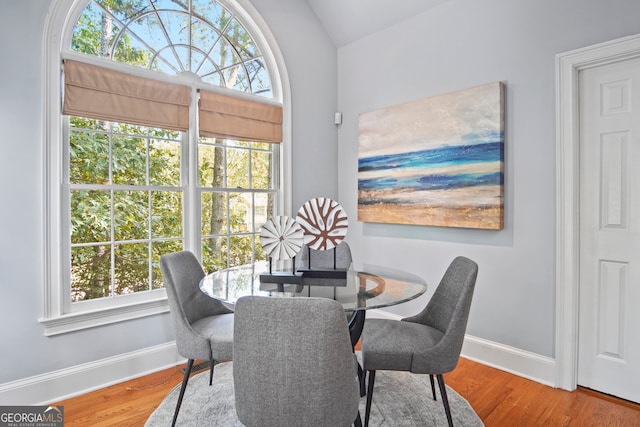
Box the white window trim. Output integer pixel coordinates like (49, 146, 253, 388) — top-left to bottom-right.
(40, 0, 292, 336)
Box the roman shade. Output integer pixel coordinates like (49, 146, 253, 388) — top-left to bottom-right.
(199, 90, 283, 143)
(62, 59, 190, 131)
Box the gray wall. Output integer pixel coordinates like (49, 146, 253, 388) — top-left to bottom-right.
(0, 0, 337, 384)
(249, 0, 340, 210)
(337, 0, 640, 357)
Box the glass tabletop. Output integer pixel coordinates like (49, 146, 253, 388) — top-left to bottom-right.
(199, 261, 427, 311)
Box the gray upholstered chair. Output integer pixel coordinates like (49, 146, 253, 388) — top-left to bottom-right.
(159, 250, 234, 427)
(361, 256, 478, 427)
(233, 295, 362, 427)
(297, 240, 353, 270)
(295, 241, 353, 293)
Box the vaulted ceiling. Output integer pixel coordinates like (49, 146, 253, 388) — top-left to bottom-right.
(307, 0, 449, 47)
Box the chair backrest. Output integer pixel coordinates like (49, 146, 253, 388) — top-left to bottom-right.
(160, 251, 232, 355)
(403, 256, 478, 372)
(233, 296, 360, 427)
(297, 241, 352, 269)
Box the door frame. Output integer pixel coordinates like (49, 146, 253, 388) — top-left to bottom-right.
(555, 33, 640, 391)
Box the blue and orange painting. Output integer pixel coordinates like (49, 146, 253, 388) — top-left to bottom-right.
(358, 82, 504, 229)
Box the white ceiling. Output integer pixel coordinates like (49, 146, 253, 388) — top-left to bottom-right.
(307, 0, 449, 47)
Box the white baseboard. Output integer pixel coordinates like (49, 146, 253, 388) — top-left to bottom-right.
(367, 309, 558, 387)
(461, 335, 557, 387)
(0, 317, 560, 406)
(0, 342, 182, 405)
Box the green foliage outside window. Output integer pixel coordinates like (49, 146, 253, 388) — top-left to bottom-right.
(69, 118, 183, 301)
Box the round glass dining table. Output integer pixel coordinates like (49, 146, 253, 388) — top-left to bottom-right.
(200, 260, 427, 396)
(199, 260, 427, 313)
(199, 260, 427, 348)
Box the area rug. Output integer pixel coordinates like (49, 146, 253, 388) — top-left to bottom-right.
(146, 361, 483, 426)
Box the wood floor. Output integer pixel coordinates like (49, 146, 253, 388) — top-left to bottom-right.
(52, 357, 640, 426)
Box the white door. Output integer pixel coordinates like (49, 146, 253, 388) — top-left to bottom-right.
(578, 57, 640, 403)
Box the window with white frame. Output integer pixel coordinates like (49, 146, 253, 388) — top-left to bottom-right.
(41, 0, 288, 335)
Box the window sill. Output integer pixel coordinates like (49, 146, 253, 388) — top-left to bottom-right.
(39, 297, 170, 336)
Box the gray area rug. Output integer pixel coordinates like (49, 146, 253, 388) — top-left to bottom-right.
(146, 361, 483, 426)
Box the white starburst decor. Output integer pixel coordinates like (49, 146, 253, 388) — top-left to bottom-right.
(260, 216, 304, 260)
(296, 197, 349, 251)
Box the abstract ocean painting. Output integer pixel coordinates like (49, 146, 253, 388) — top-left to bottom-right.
(358, 82, 504, 229)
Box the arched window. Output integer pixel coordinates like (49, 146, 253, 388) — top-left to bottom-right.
(41, 0, 290, 335)
(70, 0, 273, 95)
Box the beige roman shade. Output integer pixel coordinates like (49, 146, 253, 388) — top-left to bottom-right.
(63, 60, 190, 131)
(199, 90, 283, 143)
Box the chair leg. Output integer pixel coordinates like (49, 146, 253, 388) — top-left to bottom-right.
(354, 410, 363, 427)
(436, 374, 454, 427)
(430, 374, 437, 400)
(358, 364, 366, 397)
(173, 358, 194, 427)
(209, 359, 215, 386)
(364, 370, 376, 427)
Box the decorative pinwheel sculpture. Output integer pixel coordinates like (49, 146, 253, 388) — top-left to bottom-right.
(296, 197, 348, 251)
(258, 197, 350, 287)
(259, 216, 304, 260)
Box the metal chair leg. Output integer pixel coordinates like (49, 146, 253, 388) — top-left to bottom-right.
(430, 374, 437, 400)
(436, 374, 454, 427)
(364, 370, 376, 427)
(209, 359, 215, 386)
(354, 410, 363, 427)
(173, 358, 194, 427)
